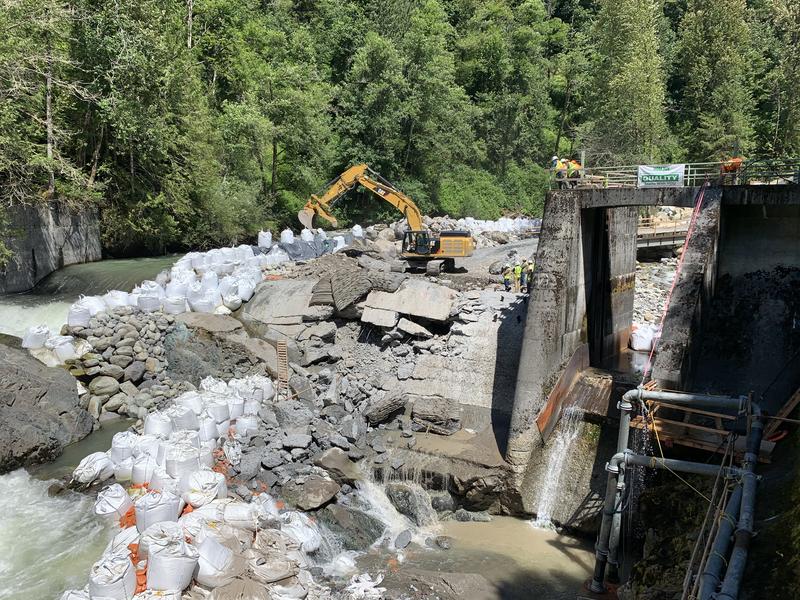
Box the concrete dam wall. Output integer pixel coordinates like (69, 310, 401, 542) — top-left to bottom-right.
(508, 184, 800, 522)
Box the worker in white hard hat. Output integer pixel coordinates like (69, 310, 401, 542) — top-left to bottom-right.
(502, 263, 513, 292)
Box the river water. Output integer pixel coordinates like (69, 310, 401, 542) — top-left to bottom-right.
(0, 255, 176, 338)
(0, 420, 132, 600)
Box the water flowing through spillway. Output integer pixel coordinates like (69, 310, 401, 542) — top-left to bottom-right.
(0, 470, 112, 600)
(532, 407, 585, 529)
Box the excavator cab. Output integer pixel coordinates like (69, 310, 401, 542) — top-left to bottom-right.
(403, 231, 435, 255)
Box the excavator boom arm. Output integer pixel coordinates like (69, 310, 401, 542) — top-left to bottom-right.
(298, 164, 424, 231)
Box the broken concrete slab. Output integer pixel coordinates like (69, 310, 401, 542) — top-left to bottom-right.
(297, 321, 337, 342)
(364, 279, 457, 323)
(176, 312, 243, 334)
(242, 279, 316, 326)
(361, 306, 399, 329)
(397, 318, 433, 338)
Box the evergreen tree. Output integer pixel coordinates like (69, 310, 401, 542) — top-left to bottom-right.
(677, 0, 755, 159)
(586, 0, 669, 163)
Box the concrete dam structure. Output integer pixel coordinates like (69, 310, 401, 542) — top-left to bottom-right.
(506, 184, 800, 536)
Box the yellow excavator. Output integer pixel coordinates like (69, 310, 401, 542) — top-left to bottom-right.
(298, 164, 474, 273)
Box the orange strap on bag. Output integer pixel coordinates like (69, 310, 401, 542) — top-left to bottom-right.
(119, 506, 136, 529)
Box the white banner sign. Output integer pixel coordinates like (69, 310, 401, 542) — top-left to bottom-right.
(637, 164, 685, 188)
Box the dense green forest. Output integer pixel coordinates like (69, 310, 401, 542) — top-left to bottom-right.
(0, 0, 798, 255)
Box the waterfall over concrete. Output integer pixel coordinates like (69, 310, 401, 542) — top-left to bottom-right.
(532, 407, 585, 529)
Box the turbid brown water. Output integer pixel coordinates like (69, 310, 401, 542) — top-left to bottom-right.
(364, 516, 593, 599)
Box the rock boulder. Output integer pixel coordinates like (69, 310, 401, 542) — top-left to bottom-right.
(0, 345, 93, 472)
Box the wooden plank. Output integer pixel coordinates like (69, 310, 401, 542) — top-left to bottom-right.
(646, 401, 737, 421)
(764, 386, 800, 437)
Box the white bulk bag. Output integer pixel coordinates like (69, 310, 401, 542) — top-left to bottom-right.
(113, 457, 133, 482)
(185, 280, 205, 304)
(181, 469, 227, 508)
(110, 431, 138, 464)
(73, 452, 114, 484)
(245, 548, 299, 585)
(258, 377, 275, 402)
(280, 229, 295, 244)
(162, 297, 187, 315)
(236, 244, 254, 262)
(134, 490, 182, 532)
(205, 397, 230, 423)
(176, 391, 204, 415)
(105, 526, 140, 558)
(150, 469, 179, 497)
(189, 293, 217, 313)
(630, 324, 658, 352)
(200, 376, 228, 394)
(221, 501, 259, 531)
(155, 270, 170, 287)
(144, 412, 174, 439)
(222, 294, 242, 312)
(216, 419, 231, 437)
(170, 429, 201, 449)
(258, 231, 272, 247)
(131, 454, 159, 486)
(235, 415, 259, 437)
(199, 441, 216, 468)
(332, 236, 346, 252)
(281, 512, 323, 553)
(166, 405, 199, 431)
(147, 543, 198, 592)
(228, 397, 244, 420)
(21, 325, 50, 349)
(201, 271, 219, 292)
(139, 521, 184, 559)
(242, 398, 261, 416)
(265, 245, 290, 265)
(95, 484, 134, 519)
(165, 443, 201, 480)
(217, 276, 237, 298)
(137, 294, 161, 313)
(196, 536, 241, 588)
(190, 253, 207, 270)
(221, 247, 237, 262)
(217, 260, 235, 275)
(165, 279, 189, 298)
(81, 295, 107, 316)
(46, 335, 78, 363)
(315, 228, 327, 240)
(139, 280, 165, 298)
(103, 290, 131, 310)
(88, 553, 136, 600)
(300, 228, 314, 242)
(133, 434, 161, 459)
(237, 279, 256, 302)
(198, 414, 219, 442)
(351, 224, 364, 238)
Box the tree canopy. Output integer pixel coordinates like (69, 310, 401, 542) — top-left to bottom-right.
(0, 0, 795, 255)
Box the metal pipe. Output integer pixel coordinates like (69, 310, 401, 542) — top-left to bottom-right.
(588, 453, 625, 593)
(607, 466, 626, 583)
(634, 390, 746, 413)
(698, 485, 743, 600)
(717, 406, 763, 600)
(623, 453, 746, 479)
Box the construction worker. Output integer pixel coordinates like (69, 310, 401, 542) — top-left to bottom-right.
(513, 261, 523, 292)
(520, 259, 529, 293)
(526, 259, 535, 293)
(502, 263, 513, 292)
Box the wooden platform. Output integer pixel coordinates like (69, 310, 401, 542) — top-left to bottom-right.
(630, 400, 775, 462)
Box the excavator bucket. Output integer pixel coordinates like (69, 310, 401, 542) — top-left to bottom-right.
(298, 208, 315, 230)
